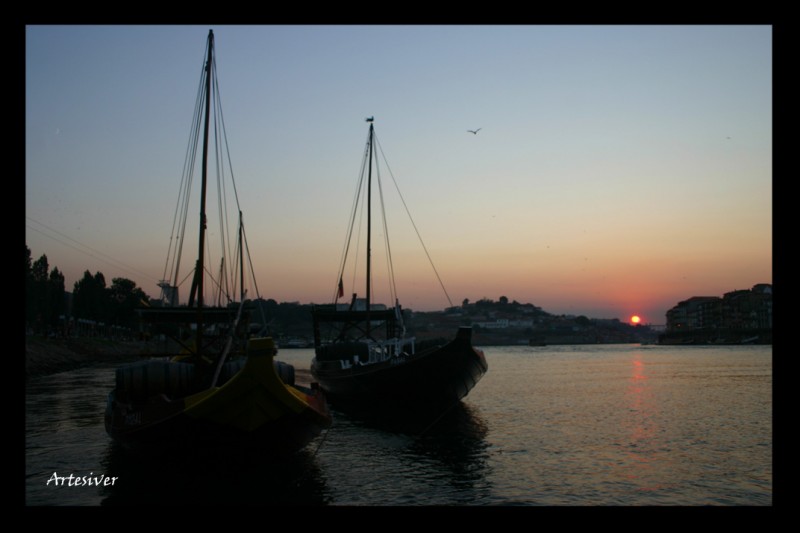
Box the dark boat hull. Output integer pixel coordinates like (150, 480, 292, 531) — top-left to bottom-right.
(310, 327, 487, 410)
(105, 339, 331, 457)
(105, 392, 329, 456)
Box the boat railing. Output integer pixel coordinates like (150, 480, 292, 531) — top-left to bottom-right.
(366, 336, 416, 364)
(327, 336, 417, 370)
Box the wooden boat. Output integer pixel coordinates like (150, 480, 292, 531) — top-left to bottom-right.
(310, 118, 487, 416)
(104, 30, 331, 455)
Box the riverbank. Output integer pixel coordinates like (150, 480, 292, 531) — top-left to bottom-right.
(25, 336, 161, 378)
(26, 336, 316, 387)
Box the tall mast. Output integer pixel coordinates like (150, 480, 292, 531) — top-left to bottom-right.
(365, 118, 374, 332)
(195, 29, 214, 354)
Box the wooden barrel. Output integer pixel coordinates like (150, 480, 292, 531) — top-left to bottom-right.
(116, 360, 195, 400)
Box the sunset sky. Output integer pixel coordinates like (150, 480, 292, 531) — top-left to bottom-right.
(25, 25, 772, 325)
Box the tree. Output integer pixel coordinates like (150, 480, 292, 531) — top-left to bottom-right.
(29, 254, 50, 334)
(47, 267, 66, 331)
(499, 296, 509, 305)
(72, 270, 107, 322)
(574, 315, 592, 327)
(25, 246, 35, 327)
(25, 249, 66, 334)
(107, 277, 150, 329)
(476, 298, 493, 308)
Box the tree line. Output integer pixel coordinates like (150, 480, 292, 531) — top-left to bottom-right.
(25, 245, 150, 336)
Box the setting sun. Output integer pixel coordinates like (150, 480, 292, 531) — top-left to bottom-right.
(630, 315, 641, 324)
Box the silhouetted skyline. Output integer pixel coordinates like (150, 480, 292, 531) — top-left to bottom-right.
(26, 25, 772, 324)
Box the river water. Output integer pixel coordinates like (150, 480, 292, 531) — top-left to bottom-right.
(25, 344, 772, 506)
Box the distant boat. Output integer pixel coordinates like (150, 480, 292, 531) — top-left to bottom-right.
(310, 118, 487, 418)
(104, 30, 331, 455)
(281, 338, 313, 349)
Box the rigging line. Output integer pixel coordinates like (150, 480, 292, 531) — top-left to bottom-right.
(212, 80, 249, 304)
(216, 113, 239, 301)
(215, 112, 234, 301)
(208, 64, 236, 287)
(215, 257, 227, 307)
(210, 291, 248, 388)
(351, 170, 372, 297)
(352, 180, 366, 302)
(213, 108, 232, 300)
(166, 129, 200, 294)
(334, 132, 371, 303)
(169, 144, 194, 291)
(212, 62, 242, 212)
(201, 262, 232, 305)
(25, 219, 159, 285)
(231, 225, 241, 300)
(374, 160, 400, 306)
(229, 216, 247, 302)
(288, 420, 334, 489)
(374, 135, 454, 308)
(166, 58, 207, 290)
(173, 268, 195, 293)
(207, 52, 245, 301)
(174, 37, 214, 293)
(201, 217, 236, 306)
(309, 422, 332, 459)
(167, 99, 198, 285)
(339, 133, 370, 300)
(417, 398, 461, 437)
(241, 219, 261, 299)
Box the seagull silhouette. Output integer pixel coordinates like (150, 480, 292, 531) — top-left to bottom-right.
(467, 128, 482, 134)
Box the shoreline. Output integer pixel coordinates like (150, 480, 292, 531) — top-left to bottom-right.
(25, 336, 162, 379)
(25, 335, 315, 386)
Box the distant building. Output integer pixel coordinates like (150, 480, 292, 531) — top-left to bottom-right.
(471, 318, 535, 329)
(722, 285, 772, 330)
(473, 319, 509, 329)
(335, 298, 388, 312)
(666, 284, 772, 332)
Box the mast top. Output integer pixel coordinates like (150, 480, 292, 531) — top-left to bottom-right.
(366, 116, 374, 123)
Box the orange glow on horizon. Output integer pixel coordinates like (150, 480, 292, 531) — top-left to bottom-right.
(630, 315, 641, 324)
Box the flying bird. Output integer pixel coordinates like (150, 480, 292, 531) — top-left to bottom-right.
(467, 128, 482, 134)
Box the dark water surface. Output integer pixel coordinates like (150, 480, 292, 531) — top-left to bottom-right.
(25, 344, 772, 506)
